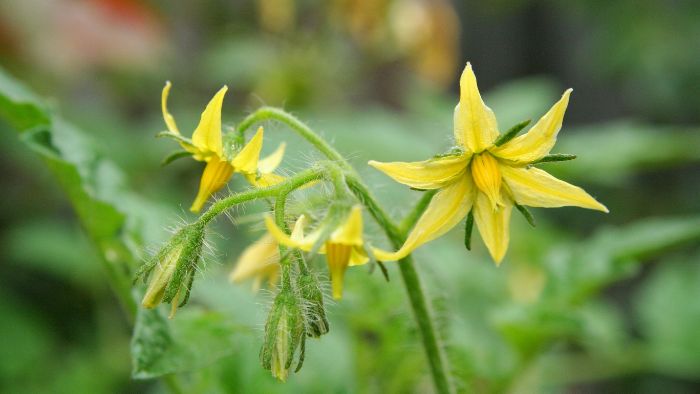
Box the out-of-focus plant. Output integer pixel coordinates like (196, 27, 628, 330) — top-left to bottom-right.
(2, 55, 699, 393)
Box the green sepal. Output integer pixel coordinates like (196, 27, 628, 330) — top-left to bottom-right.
(530, 153, 577, 164)
(494, 119, 531, 147)
(515, 203, 536, 227)
(464, 210, 474, 250)
(297, 269, 330, 338)
(376, 260, 390, 282)
(177, 270, 196, 307)
(433, 147, 464, 159)
(161, 150, 192, 166)
(162, 224, 204, 304)
(294, 335, 306, 373)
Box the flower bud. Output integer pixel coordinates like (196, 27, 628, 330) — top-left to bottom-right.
(260, 290, 305, 381)
(135, 223, 205, 318)
(297, 270, 329, 338)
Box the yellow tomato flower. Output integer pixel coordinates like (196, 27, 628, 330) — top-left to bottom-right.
(264, 206, 368, 299)
(229, 234, 280, 292)
(369, 63, 608, 265)
(161, 82, 286, 213)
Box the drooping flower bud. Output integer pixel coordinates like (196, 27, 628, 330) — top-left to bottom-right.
(135, 223, 205, 318)
(297, 268, 329, 338)
(260, 289, 306, 381)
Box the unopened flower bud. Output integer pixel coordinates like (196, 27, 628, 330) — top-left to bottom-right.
(297, 271, 329, 338)
(260, 290, 305, 381)
(135, 223, 205, 318)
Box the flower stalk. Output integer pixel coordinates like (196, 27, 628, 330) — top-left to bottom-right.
(237, 111, 454, 393)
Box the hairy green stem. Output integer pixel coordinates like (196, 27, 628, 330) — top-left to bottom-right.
(399, 190, 437, 234)
(237, 107, 349, 169)
(237, 108, 453, 394)
(199, 168, 324, 225)
(346, 175, 453, 394)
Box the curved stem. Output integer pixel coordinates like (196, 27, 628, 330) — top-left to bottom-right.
(346, 175, 453, 394)
(237, 107, 452, 393)
(348, 180, 454, 394)
(199, 168, 324, 225)
(400, 190, 437, 233)
(237, 107, 349, 168)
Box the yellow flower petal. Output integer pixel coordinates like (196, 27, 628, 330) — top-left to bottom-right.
(454, 62, 499, 152)
(190, 156, 234, 213)
(264, 215, 315, 251)
(258, 142, 286, 174)
(229, 234, 280, 290)
(491, 89, 572, 163)
(161, 82, 200, 156)
(329, 206, 364, 246)
(326, 242, 352, 299)
(349, 246, 369, 266)
(161, 81, 180, 135)
(473, 192, 512, 265)
(246, 172, 286, 188)
(368, 155, 469, 190)
(373, 175, 475, 261)
(232, 126, 264, 174)
(500, 165, 608, 212)
(192, 86, 227, 158)
(471, 153, 503, 210)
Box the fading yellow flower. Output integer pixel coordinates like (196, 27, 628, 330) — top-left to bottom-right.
(265, 206, 368, 299)
(229, 234, 280, 292)
(161, 82, 286, 213)
(369, 63, 608, 265)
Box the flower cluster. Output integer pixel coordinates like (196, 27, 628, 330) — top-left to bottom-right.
(135, 62, 607, 381)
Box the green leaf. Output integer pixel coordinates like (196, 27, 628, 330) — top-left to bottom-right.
(131, 307, 248, 379)
(0, 68, 50, 130)
(547, 215, 700, 302)
(636, 259, 700, 377)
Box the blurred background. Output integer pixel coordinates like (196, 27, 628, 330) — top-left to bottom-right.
(1, 0, 699, 393)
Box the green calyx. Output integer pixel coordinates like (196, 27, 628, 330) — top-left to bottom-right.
(260, 289, 306, 381)
(297, 269, 329, 338)
(134, 223, 205, 315)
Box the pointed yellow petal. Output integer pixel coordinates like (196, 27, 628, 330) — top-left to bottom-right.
(232, 126, 264, 174)
(264, 215, 315, 251)
(471, 153, 503, 210)
(473, 192, 512, 265)
(258, 142, 286, 174)
(245, 172, 286, 188)
(192, 86, 227, 158)
(229, 234, 280, 284)
(190, 156, 234, 213)
(500, 165, 608, 212)
(325, 242, 352, 299)
(330, 206, 364, 246)
(373, 175, 475, 261)
(454, 62, 499, 152)
(349, 246, 369, 266)
(491, 89, 572, 163)
(368, 155, 469, 190)
(161, 81, 180, 135)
